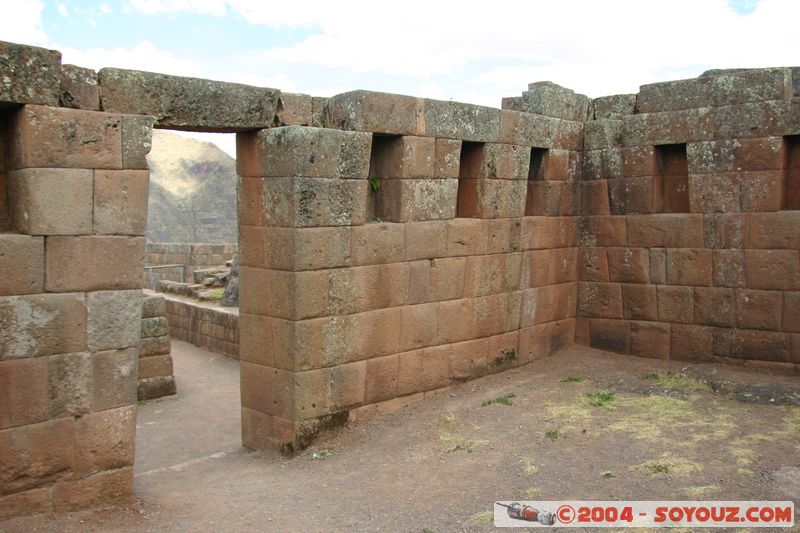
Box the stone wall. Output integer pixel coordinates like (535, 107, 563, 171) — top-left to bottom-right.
(576, 69, 800, 371)
(2, 37, 800, 519)
(143, 242, 237, 289)
(165, 295, 239, 359)
(139, 293, 176, 400)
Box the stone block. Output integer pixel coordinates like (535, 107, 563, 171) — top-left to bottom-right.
(650, 248, 666, 285)
(254, 226, 352, 271)
(428, 257, 466, 302)
(121, 115, 155, 170)
(323, 90, 423, 135)
(365, 354, 399, 403)
(621, 284, 658, 321)
(457, 178, 526, 218)
(46, 236, 144, 292)
(578, 247, 609, 282)
(0, 234, 43, 295)
(657, 285, 694, 324)
(423, 99, 501, 142)
(9, 168, 93, 235)
(670, 324, 714, 361)
(0, 357, 48, 429)
(275, 92, 312, 126)
(74, 405, 135, 475)
(522, 81, 590, 121)
(608, 176, 662, 214)
(728, 328, 789, 362)
(421, 344, 451, 391)
(739, 171, 783, 211)
(0, 418, 74, 494)
(589, 318, 629, 353)
(92, 348, 138, 411)
(11, 105, 122, 170)
(140, 317, 168, 338)
(694, 287, 734, 327)
(577, 282, 622, 319)
(579, 216, 627, 247)
(93, 170, 149, 235)
(311, 96, 328, 127)
(0, 487, 51, 520)
(48, 352, 91, 418)
(622, 145, 657, 177)
(400, 303, 438, 352)
(330, 361, 366, 409)
(240, 267, 328, 320)
(629, 321, 670, 359)
(626, 214, 704, 248)
(350, 222, 404, 265)
(748, 211, 800, 249)
(0, 40, 61, 106)
(689, 174, 741, 213)
(60, 64, 100, 110)
(369, 135, 435, 179)
(581, 179, 610, 215)
(488, 218, 521, 255)
(607, 247, 650, 284)
(374, 178, 457, 222)
(436, 299, 473, 345)
(623, 108, 714, 147)
(637, 77, 713, 113)
(238, 126, 371, 179)
(712, 68, 791, 106)
(665, 248, 713, 286)
(0, 293, 87, 359)
(446, 218, 489, 256)
(52, 466, 133, 511)
(137, 376, 176, 400)
(345, 308, 401, 362)
(525, 181, 579, 216)
(735, 289, 782, 330)
(404, 221, 447, 260)
(783, 292, 800, 333)
(593, 94, 636, 119)
(713, 250, 746, 288)
(584, 119, 623, 150)
(138, 354, 173, 379)
(434, 138, 461, 178)
(745, 250, 800, 290)
(450, 338, 489, 381)
(498, 110, 559, 147)
(259, 177, 367, 227)
(141, 295, 166, 319)
(99, 68, 279, 130)
(87, 290, 143, 351)
(687, 137, 785, 174)
(460, 143, 530, 180)
(139, 335, 170, 357)
(713, 101, 788, 140)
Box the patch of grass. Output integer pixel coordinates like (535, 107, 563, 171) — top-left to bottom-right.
(683, 485, 720, 497)
(524, 487, 541, 498)
(561, 376, 585, 383)
(601, 471, 615, 479)
(482, 393, 516, 406)
(519, 456, 538, 475)
(204, 288, 225, 300)
(643, 371, 708, 391)
(545, 399, 592, 427)
(467, 511, 493, 524)
(312, 449, 334, 460)
(439, 431, 487, 453)
(545, 430, 560, 441)
(635, 454, 703, 477)
(586, 391, 616, 409)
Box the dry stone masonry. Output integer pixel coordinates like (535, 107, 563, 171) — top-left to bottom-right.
(1, 38, 799, 518)
(138, 292, 175, 400)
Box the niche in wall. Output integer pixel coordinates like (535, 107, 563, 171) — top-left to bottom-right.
(656, 143, 689, 213)
(785, 135, 800, 210)
(524, 147, 548, 215)
(456, 141, 485, 217)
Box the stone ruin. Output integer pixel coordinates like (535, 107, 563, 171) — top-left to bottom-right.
(1, 38, 800, 518)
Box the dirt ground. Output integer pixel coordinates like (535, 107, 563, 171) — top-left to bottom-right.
(2, 341, 799, 533)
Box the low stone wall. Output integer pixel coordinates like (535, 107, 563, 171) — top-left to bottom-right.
(144, 243, 237, 289)
(139, 292, 176, 400)
(164, 294, 239, 359)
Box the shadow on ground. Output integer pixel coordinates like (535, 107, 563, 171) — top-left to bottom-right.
(2, 343, 799, 532)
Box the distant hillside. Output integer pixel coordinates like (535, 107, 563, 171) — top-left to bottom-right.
(146, 130, 238, 243)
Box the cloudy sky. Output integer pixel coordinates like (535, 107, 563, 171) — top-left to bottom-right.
(1, 0, 797, 155)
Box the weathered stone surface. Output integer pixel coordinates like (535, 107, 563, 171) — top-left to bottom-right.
(59, 64, 99, 110)
(0, 41, 61, 106)
(87, 290, 143, 351)
(139, 335, 170, 357)
(0, 357, 48, 428)
(260, 177, 367, 227)
(52, 466, 133, 510)
(120, 115, 155, 170)
(92, 348, 138, 411)
(238, 126, 371, 179)
(275, 92, 312, 126)
(140, 317, 168, 338)
(521, 82, 590, 122)
(584, 119, 623, 150)
(0, 293, 87, 359)
(311, 96, 328, 128)
(46, 236, 144, 292)
(369, 135, 435, 179)
(141, 294, 166, 319)
(593, 94, 636, 119)
(74, 405, 135, 475)
(499, 110, 560, 147)
(137, 375, 176, 400)
(9, 168, 93, 235)
(375, 178, 458, 222)
(323, 90, 423, 135)
(623, 108, 714, 146)
(10, 105, 122, 170)
(712, 68, 791, 106)
(93, 169, 149, 235)
(98, 68, 280, 131)
(637, 77, 714, 113)
(0, 234, 44, 296)
(48, 352, 91, 418)
(423, 99, 501, 142)
(138, 354, 173, 379)
(0, 418, 74, 494)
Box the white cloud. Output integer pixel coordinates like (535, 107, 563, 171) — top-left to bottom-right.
(57, 3, 69, 17)
(0, 0, 47, 46)
(57, 40, 203, 76)
(127, 0, 227, 16)
(99, 3, 113, 14)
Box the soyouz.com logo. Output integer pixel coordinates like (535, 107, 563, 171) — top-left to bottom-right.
(493, 501, 795, 528)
